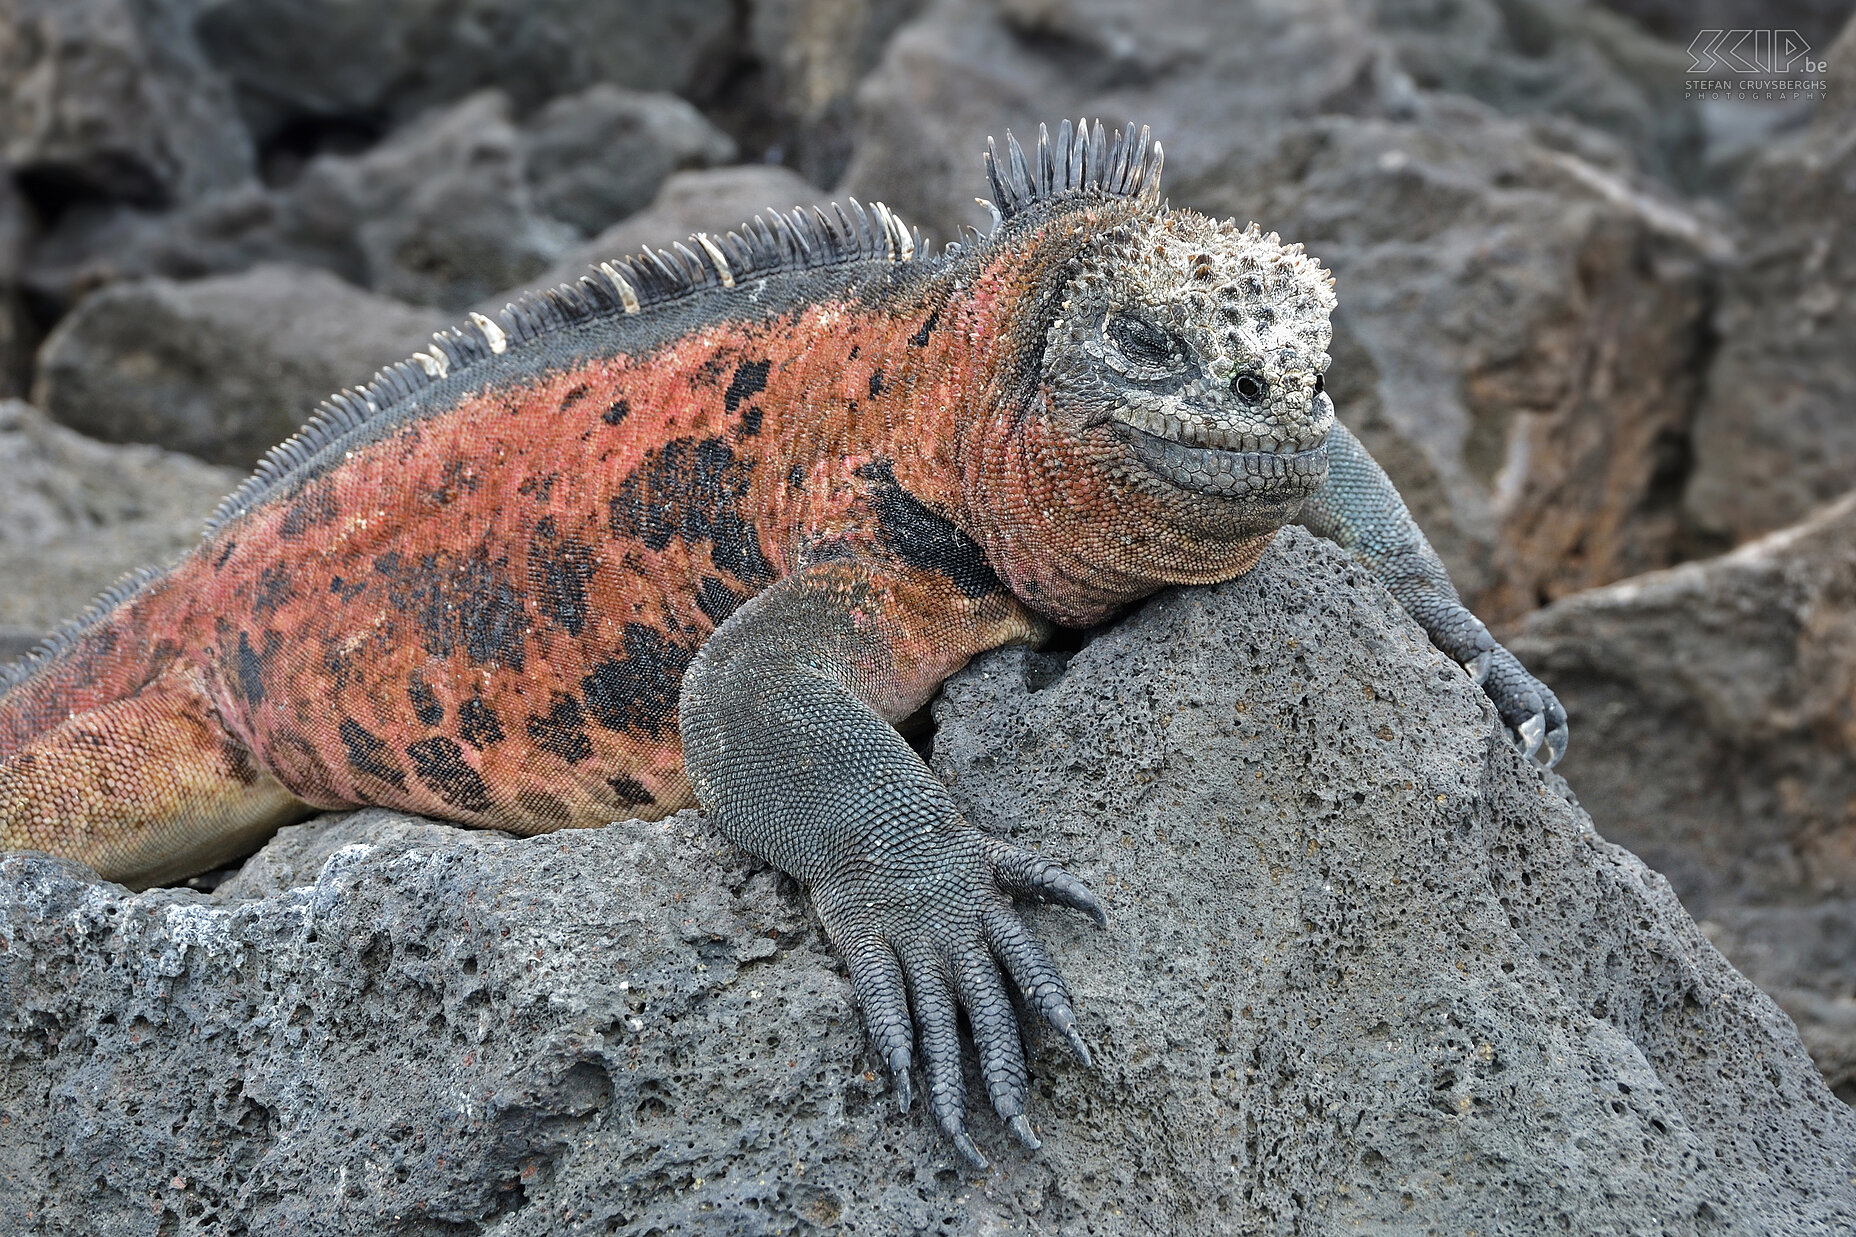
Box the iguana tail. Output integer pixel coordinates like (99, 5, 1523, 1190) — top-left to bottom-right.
(1, 566, 309, 887)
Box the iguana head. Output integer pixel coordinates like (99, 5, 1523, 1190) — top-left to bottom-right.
(1042, 211, 1335, 513)
(961, 121, 1339, 623)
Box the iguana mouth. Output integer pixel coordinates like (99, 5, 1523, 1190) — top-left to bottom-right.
(1116, 422, 1329, 497)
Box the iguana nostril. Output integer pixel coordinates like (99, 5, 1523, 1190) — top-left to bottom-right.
(1313, 373, 1324, 397)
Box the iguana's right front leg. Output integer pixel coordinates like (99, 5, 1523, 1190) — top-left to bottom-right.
(679, 558, 1103, 1167)
(1298, 422, 1570, 764)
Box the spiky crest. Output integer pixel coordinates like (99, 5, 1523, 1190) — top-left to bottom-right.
(983, 119, 1164, 225)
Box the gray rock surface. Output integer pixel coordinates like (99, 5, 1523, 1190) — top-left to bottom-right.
(1682, 14, 1856, 546)
(31, 263, 450, 466)
(0, 397, 237, 638)
(4, 530, 1853, 1234)
(522, 86, 737, 237)
(844, 0, 1718, 621)
(288, 91, 577, 312)
(22, 89, 585, 316)
(194, 0, 736, 139)
(1511, 491, 1856, 1097)
(0, 0, 254, 206)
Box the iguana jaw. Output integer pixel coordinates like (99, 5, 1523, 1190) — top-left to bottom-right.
(1116, 421, 1330, 497)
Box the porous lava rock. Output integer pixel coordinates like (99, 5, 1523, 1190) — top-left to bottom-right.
(1512, 491, 1856, 1099)
(3, 530, 1853, 1235)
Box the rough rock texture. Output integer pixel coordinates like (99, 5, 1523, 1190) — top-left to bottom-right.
(31, 263, 449, 466)
(844, 0, 1717, 620)
(286, 91, 576, 312)
(489, 164, 825, 312)
(1368, 0, 1699, 186)
(0, 397, 237, 639)
(21, 88, 583, 316)
(193, 0, 736, 142)
(0, 0, 254, 208)
(1511, 491, 1856, 1097)
(4, 530, 1853, 1235)
(1682, 15, 1856, 546)
(522, 87, 737, 238)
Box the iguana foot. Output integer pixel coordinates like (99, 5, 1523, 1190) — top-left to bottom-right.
(1466, 642, 1568, 767)
(816, 831, 1104, 1169)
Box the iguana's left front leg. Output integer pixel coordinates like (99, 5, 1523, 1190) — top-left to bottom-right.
(1299, 421, 1570, 764)
(679, 558, 1102, 1168)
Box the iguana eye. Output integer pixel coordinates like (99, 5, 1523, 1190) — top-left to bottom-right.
(1233, 372, 1267, 403)
(1106, 314, 1177, 367)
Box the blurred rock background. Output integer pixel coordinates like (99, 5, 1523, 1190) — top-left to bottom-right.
(0, 0, 1852, 1098)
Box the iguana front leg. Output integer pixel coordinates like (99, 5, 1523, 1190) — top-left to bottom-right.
(679, 558, 1102, 1167)
(1299, 422, 1570, 764)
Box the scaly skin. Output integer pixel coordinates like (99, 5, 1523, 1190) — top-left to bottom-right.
(0, 121, 1565, 1165)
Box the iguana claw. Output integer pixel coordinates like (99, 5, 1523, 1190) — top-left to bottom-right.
(1465, 650, 1492, 686)
(1517, 712, 1546, 760)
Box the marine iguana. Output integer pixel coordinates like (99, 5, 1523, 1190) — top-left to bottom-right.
(0, 120, 1566, 1167)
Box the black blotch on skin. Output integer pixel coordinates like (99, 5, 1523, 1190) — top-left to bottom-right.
(694, 576, 745, 625)
(854, 459, 1003, 598)
(373, 547, 526, 670)
(457, 694, 505, 749)
(527, 692, 594, 764)
(909, 308, 940, 347)
(408, 673, 444, 726)
(581, 623, 694, 738)
(787, 466, 806, 490)
(213, 539, 239, 570)
(561, 384, 590, 410)
(251, 562, 296, 615)
(723, 359, 770, 412)
(280, 484, 339, 540)
(340, 718, 407, 789)
(329, 575, 365, 601)
(608, 437, 775, 584)
(518, 472, 559, 503)
(738, 404, 763, 436)
(868, 369, 885, 397)
(529, 515, 597, 637)
(407, 736, 492, 813)
(606, 775, 653, 807)
(236, 630, 266, 707)
(603, 399, 630, 426)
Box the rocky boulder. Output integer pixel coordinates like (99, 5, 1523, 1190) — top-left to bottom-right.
(3, 530, 1853, 1234)
(1681, 14, 1856, 546)
(193, 0, 736, 141)
(0, 0, 254, 208)
(1511, 491, 1856, 1099)
(31, 263, 450, 466)
(522, 86, 738, 238)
